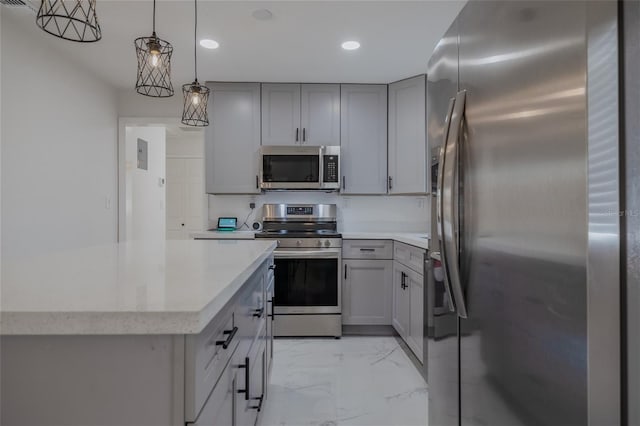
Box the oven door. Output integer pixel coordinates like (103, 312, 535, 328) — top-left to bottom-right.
(260, 146, 322, 190)
(273, 248, 341, 314)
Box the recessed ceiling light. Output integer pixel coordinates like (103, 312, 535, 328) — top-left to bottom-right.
(200, 39, 219, 49)
(341, 41, 360, 51)
(252, 9, 273, 21)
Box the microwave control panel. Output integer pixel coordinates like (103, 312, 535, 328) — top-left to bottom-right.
(323, 155, 339, 183)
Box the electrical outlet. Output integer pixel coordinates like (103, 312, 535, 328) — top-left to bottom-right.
(105, 196, 112, 210)
(249, 202, 256, 209)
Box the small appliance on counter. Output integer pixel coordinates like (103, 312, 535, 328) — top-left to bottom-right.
(255, 204, 342, 337)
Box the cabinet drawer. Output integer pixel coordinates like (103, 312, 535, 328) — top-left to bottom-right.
(235, 269, 266, 362)
(343, 240, 393, 259)
(185, 309, 238, 422)
(394, 241, 426, 273)
(192, 359, 235, 426)
(236, 326, 267, 426)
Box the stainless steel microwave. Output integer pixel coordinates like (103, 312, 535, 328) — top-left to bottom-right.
(259, 146, 340, 190)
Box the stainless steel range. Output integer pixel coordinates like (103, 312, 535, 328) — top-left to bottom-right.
(255, 204, 342, 338)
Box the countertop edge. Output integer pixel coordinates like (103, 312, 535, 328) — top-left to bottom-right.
(0, 242, 277, 336)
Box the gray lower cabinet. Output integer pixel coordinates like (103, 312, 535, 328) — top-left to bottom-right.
(0, 258, 274, 426)
(343, 259, 393, 325)
(406, 267, 424, 362)
(192, 364, 236, 426)
(205, 82, 261, 194)
(388, 75, 428, 195)
(340, 84, 388, 194)
(392, 241, 426, 363)
(342, 240, 394, 325)
(392, 261, 411, 337)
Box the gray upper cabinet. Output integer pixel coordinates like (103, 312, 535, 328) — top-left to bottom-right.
(261, 83, 301, 146)
(388, 75, 428, 194)
(262, 83, 340, 146)
(300, 84, 341, 145)
(340, 84, 388, 194)
(206, 82, 261, 194)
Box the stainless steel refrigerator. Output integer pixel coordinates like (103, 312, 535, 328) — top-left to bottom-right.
(426, 1, 623, 425)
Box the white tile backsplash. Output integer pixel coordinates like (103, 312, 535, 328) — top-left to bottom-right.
(208, 192, 429, 233)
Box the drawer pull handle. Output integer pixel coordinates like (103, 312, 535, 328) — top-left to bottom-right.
(269, 264, 276, 270)
(359, 248, 376, 252)
(250, 395, 264, 412)
(215, 326, 238, 349)
(253, 307, 265, 318)
(237, 356, 250, 400)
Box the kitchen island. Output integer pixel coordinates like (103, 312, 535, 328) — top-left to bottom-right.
(1, 239, 276, 426)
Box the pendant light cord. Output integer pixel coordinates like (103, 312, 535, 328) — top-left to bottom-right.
(152, 0, 156, 34)
(194, 0, 198, 82)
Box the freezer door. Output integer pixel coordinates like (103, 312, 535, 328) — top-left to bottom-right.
(457, 1, 590, 425)
(426, 19, 460, 426)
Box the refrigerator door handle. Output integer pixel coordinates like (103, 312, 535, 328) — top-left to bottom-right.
(437, 97, 458, 313)
(442, 90, 468, 318)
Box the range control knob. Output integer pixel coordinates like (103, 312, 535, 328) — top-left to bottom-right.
(316, 240, 323, 247)
(324, 240, 331, 247)
(296, 240, 302, 247)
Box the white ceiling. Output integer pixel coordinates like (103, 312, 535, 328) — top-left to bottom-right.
(5, 0, 465, 89)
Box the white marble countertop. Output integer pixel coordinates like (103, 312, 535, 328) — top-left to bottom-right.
(1, 240, 276, 336)
(341, 232, 430, 250)
(191, 229, 430, 249)
(190, 230, 256, 240)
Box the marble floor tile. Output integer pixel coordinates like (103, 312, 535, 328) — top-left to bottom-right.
(260, 336, 428, 426)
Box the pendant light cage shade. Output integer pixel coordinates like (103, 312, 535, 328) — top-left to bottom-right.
(181, 81, 210, 127)
(134, 35, 174, 97)
(36, 0, 101, 42)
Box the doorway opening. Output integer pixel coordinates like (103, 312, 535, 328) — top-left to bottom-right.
(118, 118, 206, 242)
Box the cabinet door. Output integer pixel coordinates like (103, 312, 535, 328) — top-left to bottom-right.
(388, 75, 428, 194)
(206, 83, 261, 194)
(261, 84, 301, 146)
(192, 364, 235, 426)
(392, 261, 411, 338)
(343, 259, 393, 325)
(265, 269, 274, 386)
(300, 84, 340, 146)
(407, 268, 424, 363)
(340, 85, 388, 194)
(167, 158, 206, 239)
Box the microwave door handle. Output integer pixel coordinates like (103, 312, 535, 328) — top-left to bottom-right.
(442, 90, 468, 319)
(438, 97, 457, 314)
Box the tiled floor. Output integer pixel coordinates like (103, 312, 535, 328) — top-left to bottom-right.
(260, 336, 428, 426)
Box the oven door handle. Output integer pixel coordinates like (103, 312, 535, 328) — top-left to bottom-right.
(274, 250, 340, 259)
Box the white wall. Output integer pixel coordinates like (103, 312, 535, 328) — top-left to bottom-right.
(118, 90, 184, 119)
(1, 12, 118, 258)
(166, 133, 204, 158)
(208, 193, 429, 233)
(125, 127, 166, 241)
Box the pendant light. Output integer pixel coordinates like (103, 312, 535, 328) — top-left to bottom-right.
(181, 0, 210, 127)
(134, 0, 174, 97)
(36, 0, 101, 42)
